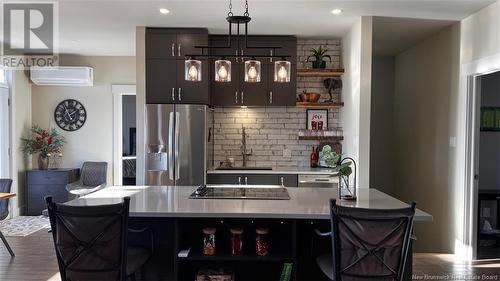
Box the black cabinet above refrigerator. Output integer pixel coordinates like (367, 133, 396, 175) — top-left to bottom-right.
(145, 28, 210, 104)
(144, 28, 297, 106)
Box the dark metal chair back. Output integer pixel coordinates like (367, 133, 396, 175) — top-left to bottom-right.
(0, 179, 13, 221)
(81, 162, 107, 186)
(45, 196, 130, 281)
(330, 199, 416, 281)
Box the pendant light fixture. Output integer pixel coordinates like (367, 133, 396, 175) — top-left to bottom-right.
(185, 58, 202, 81)
(215, 59, 231, 82)
(274, 59, 291, 83)
(244, 58, 261, 82)
(184, 0, 292, 84)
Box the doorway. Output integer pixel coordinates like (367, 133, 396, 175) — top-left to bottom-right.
(112, 85, 136, 186)
(0, 70, 10, 179)
(476, 71, 500, 259)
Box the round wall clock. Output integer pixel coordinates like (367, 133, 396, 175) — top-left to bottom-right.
(54, 99, 87, 131)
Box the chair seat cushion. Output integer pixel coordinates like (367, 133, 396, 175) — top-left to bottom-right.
(127, 246, 151, 276)
(68, 186, 101, 196)
(316, 254, 333, 280)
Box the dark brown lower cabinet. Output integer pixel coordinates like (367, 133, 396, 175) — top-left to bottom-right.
(206, 173, 298, 187)
(25, 169, 79, 215)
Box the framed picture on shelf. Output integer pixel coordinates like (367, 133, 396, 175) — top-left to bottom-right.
(481, 107, 500, 131)
(306, 109, 328, 130)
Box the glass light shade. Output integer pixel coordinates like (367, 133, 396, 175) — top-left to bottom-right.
(274, 60, 291, 83)
(215, 59, 231, 82)
(244, 59, 261, 83)
(185, 59, 202, 81)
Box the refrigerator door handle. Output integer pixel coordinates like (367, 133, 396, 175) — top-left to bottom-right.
(175, 111, 180, 180)
(168, 112, 175, 181)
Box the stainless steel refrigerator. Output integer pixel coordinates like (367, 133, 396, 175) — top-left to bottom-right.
(145, 104, 213, 186)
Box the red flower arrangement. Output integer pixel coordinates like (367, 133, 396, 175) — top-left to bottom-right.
(22, 125, 65, 169)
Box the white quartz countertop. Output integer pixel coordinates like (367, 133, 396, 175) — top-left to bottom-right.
(207, 167, 338, 175)
(66, 186, 432, 221)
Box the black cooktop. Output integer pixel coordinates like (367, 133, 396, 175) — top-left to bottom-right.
(189, 185, 290, 200)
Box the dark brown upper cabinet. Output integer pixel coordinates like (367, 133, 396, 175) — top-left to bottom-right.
(212, 62, 241, 106)
(145, 30, 296, 106)
(145, 28, 210, 104)
(146, 28, 208, 60)
(209, 35, 297, 107)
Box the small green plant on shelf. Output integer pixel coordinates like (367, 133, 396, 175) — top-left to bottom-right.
(307, 46, 331, 69)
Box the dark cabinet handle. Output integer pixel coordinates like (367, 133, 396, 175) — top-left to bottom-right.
(171, 88, 175, 101)
(178, 44, 181, 56)
(178, 88, 182, 101)
(269, 91, 273, 104)
(241, 91, 244, 104)
(171, 43, 175, 57)
(244, 176, 248, 185)
(235, 91, 238, 104)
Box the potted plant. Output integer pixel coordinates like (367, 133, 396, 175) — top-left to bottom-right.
(319, 145, 356, 200)
(22, 125, 65, 170)
(307, 46, 331, 69)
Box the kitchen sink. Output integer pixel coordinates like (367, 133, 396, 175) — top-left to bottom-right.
(216, 166, 273, 170)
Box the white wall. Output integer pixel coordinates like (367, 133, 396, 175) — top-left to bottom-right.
(341, 16, 372, 188)
(393, 24, 460, 253)
(136, 27, 146, 185)
(461, 1, 500, 65)
(458, 0, 500, 259)
(31, 56, 135, 185)
(10, 70, 32, 216)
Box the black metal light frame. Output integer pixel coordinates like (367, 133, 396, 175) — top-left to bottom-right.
(184, 0, 291, 60)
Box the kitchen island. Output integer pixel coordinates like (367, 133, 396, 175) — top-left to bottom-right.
(67, 186, 432, 281)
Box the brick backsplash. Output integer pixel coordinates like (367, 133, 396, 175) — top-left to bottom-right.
(213, 38, 343, 168)
(214, 107, 342, 168)
(297, 39, 342, 103)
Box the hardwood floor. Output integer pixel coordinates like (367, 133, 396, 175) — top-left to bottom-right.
(0, 230, 499, 281)
(0, 230, 59, 281)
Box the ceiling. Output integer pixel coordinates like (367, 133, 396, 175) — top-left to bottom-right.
(372, 16, 456, 56)
(5, 0, 496, 56)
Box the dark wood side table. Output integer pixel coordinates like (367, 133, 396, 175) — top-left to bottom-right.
(25, 169, 79, 215)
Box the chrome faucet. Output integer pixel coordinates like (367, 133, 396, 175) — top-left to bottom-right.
(241, 125, 252, 167)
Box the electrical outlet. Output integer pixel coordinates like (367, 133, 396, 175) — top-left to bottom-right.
(449, 137, 457, 147)
(283, 149, 291, 158)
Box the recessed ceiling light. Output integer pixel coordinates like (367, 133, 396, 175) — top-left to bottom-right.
(331, 9, 343, 15)
(159, 8, 170, 14)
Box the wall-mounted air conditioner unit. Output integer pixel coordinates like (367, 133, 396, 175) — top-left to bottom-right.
(30, 66, 94, 86)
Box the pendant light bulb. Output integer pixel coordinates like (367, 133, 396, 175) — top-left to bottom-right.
(185, 58, 202, 82)
(248, 66, 257, 79)
(215, 59, 231, 82)
(278, 66, 287, 80)
(274, 59, 291, 83)
(188, 65, 198, 80)
(245, 59, 261, 83)
(218, 65, 228, 79)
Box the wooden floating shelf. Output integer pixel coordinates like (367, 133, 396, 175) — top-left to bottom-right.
(297, 68, 345, 77)
(298, 136, 344, 141)
(295, 102, 344, 108)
